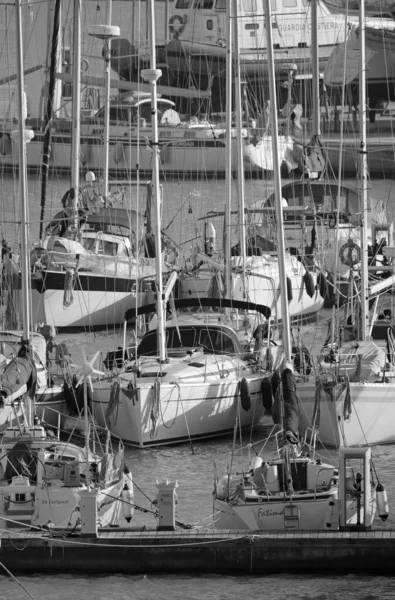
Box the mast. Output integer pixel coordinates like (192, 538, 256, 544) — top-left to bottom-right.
(359, 0, 369, 341)
(14, 0, 35, 424)
(311, 0, 320, 137)
(15, 0, 31, 343)
(90, 1, 120, 199)
(232, 0, 247, 298)
(224, 0, 233, 298)
(142, 0, 166, 363)
(39, 0, 61, 241)
(263, 0, 292, 361)
(71, 0, 82, 231)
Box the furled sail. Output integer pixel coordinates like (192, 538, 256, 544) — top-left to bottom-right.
(272, 368, 300, 443)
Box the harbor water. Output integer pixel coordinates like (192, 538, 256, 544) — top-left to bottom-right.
(1, 173, 395, 596)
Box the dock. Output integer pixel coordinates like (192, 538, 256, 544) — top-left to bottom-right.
(1, 528, 395, 574)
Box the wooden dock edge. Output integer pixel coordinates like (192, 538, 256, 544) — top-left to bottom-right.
(1, 529, 395, 574)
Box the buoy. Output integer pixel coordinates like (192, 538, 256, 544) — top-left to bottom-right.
(286, 277, 293, 301)
(317, 272, 328, 299)
(376, 483, 389, 521)
(122, 482, 135, 522)
(303, 270, 315, 298)
(261, 377, 273, 411)
(239, 377, 251, 411)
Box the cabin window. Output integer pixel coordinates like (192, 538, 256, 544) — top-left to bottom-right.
(175, 0, 192, 8)
(194, 0, 214, 8)
(271, 0, 277, 9)
(215, 0, 226, 9)
(207, 19, 214, 29)
(242, 0, 257, 12)
(283, 0, 297, 6)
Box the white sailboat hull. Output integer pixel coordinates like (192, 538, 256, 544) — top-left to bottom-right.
(92, 374, 264, 447)
(298, 381, 395, 447)
(0, 130, 277, 175)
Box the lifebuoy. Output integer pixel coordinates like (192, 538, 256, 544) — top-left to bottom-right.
(339, 240, 361, 267)
(239, 377, 251, 411)
(261, 377, 272, 411)
(81, 58, 90, 73)
(303, 270, 315, 298)
(168, 14, 188, 39)
(317, 272, 328, 299)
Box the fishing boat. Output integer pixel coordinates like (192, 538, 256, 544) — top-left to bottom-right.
(212, 0, 385, 533)
(297, 0, 395, 447)
(0, 0, 129, 533)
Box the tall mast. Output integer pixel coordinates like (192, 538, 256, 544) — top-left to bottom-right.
(15, 0, 31, 342)
(311, 0, 320, 137)
(142, 0, 166, 363)
(232, 0, 247, 298)
(71, 0, 81, 231)
(359, 0, 369, 341)
(224, 0, 233, 298)
(263, 0, 292, 361)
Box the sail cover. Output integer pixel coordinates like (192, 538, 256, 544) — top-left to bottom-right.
(323, 28, 377, 85)
(272, 368, 300, 442)
(0, 345, 37, 401)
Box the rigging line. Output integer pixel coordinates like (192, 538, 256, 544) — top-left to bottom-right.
(0, 561, 38, 600)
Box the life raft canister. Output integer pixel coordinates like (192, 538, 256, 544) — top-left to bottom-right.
(239, 377, 251, 411)
(339, 239, 361, 267)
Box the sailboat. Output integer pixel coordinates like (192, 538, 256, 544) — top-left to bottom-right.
(296, 0, 395, 448)
(212, 0, 380, 532)
(0, 0, 128, 532)
(178, 1, 325, 322)
(90, 0, 279, 448)
(12, 3, 159, 331)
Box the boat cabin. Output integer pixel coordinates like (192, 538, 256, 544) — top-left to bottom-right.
(168, 0, 353, 53)
(138, 323, 243, 357)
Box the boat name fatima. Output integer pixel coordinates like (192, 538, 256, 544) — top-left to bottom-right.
(257, 507, 285, 518)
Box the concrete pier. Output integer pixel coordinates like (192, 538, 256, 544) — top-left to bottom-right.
(1, 528, 394, 574)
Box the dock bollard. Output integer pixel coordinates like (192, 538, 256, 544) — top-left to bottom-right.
(156, 480, 178, 531)
(79, 489, 98, 537)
